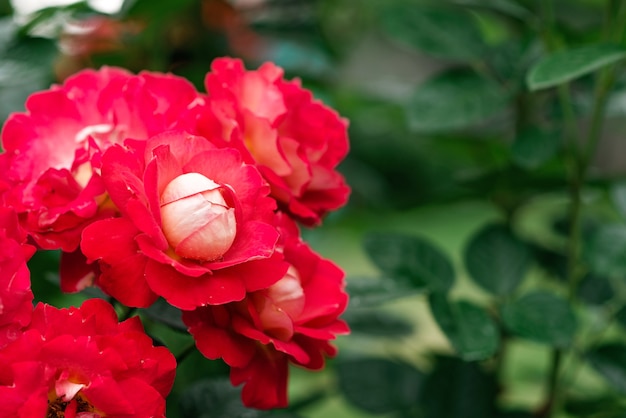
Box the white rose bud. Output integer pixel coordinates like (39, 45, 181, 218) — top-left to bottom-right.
(160, 172, 236, 261)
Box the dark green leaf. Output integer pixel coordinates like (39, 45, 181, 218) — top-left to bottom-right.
(565, 395, 626, 417)
(577, 274, 613, 306)
(344, 309, 414, 337)
(585, 224, 626, 278)
(616, 306, 626, 329)
(346, 276, 418, 307)
(420, 356, 497, 418)
(527, 44, 626, 90)
(429, 294, 499, 361)
(511, 127, 560, 169)
(587, 343, 626, 394)
(142, 297, 187, 333)
(179, 378, 261, 418)
(464, 224, 532, 295)
(407, 69, 509, 133)
(610, 181, 626, 219)
(336, 357, 423, 414)
(450, 0, 532, 19)
(501, 291, 577, 347)
(380, 3, 485, 60)
(364, 232, 455, 292)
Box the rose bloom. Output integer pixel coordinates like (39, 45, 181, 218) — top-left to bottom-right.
(0, 66, 203, 254)
(80, 130, 289, 310)
(0, 207, 35, 349)
(183, 213, 349, 409)
(0, 298, 176, 417)
(198, 57, 350, 226)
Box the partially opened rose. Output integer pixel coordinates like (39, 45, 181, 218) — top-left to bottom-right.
(198, 57, 351, 226)
(0, 66, 204, 253)
(0, 207, 35, 349)
(183, 214, 349, 409)
(0, 298, 176, 417)
(80, 131, 289, 309)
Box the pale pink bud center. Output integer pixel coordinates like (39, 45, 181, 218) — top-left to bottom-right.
(160, 172, 236, 261)
(258, 266, 305, 341)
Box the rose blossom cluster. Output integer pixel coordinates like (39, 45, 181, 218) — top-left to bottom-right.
(0, 57, 350, 411)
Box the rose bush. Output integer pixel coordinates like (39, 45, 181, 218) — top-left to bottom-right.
(183, 214, 349, 409)
(0, 298, 176, 417)
(198, 57, 351, 226)
(80, 131, 289, 309)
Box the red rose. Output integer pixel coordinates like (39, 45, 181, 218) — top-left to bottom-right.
(80, 131, 289, 309)
(0, 66, 204, 253)
(0, 298, 176, 417)
(198, 57, 350, 226)
(0, 208, 35, 349)
(183, 214, 349, 409)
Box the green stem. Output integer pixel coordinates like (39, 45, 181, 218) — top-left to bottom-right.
(175, 342, 197, 364)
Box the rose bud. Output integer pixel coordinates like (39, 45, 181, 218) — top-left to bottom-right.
(160, 172, 236, 261)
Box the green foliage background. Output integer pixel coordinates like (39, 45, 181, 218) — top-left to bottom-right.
(3, 0, 626, 417)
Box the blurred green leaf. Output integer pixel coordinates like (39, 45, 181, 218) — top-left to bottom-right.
(0, 35, 57, 122)
(380, 3, 485, 60)
(610, 181, 626, 219)
(585, 224, 626, 278)
(464, 224, 532, 296)
(429, 294, 499, 361)
(587, 343, 626, 394)
(577, 274, 614, 306)
(407, 69, 509, 133)
(344, 309, 414, 337)
(527, 44, 626, 91)
(616, 306, 626, 330)
(179, 378, 261, 418)
(511, 127, 560, 169)
(450, 0, 532, 19)
(346, 276, 418, 307)
(364, 232, 455, 292)
(336, 357, 423, 414)
(564, 395, 626, 417)
(420, 356, 497, 418)
(142, 297, 187, 333)
(501, 291, 577, 348)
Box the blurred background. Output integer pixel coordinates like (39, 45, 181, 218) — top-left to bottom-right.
(3, 0, 626, 417)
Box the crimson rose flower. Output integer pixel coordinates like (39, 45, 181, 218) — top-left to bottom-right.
(0, 207, 35, 349)
(0, 66, 203, 253)
(198, 57, 350, 226)
(0, 298, 176, 417)
(80, 131, 289, 309)
(183, 214, 349, 409)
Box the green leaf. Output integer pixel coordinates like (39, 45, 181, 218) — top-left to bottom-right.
(407, 69, 509, 133)
(527, 44, 626, 91)
(346, 276, 418, 307)
(501, 291, 577, 347)
(450, 0, 532, 19)
(336, 357, 424, 414)
(587, 343, 626, 394)
(585, 224, 626, 278)
(379, 3, 485, 60)
(179, 378, 261, 418)
(344, 309, 414, 337)
(364, 232, 455, 292)
(142, 297, 187, 333)
(420, 356, 497, 418)
(429, 294, 499, 361)
(610, 181, 626, 219)
(464, 224, 532, 296)
(511, 127, 560, 169)
(577, 274, 613, 306)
